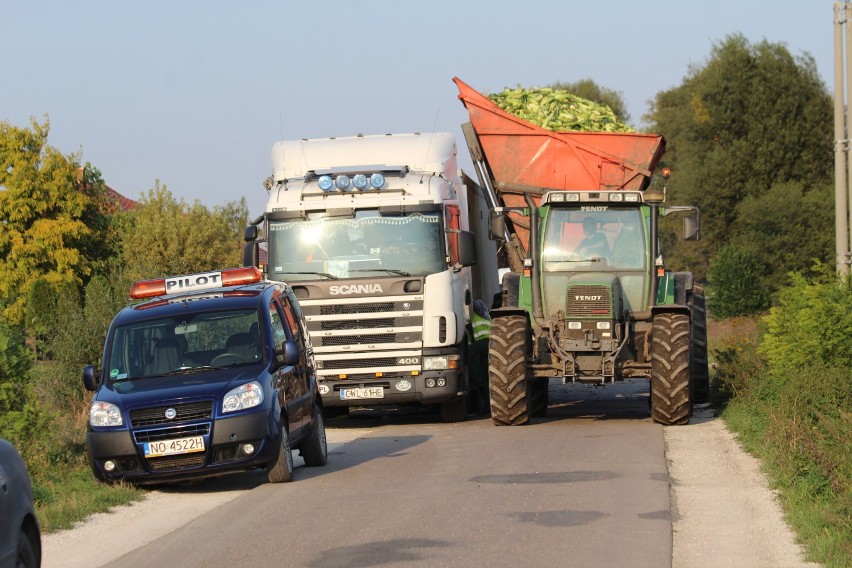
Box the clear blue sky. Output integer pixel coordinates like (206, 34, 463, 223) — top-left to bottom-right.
(1, 1, 835, 218)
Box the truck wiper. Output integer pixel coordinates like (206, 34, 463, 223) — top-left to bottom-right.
(277, 271, 339, 280)
(349, 268, 412, 277)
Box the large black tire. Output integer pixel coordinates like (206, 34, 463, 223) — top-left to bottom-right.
(440, 395, 468, 422)
(650, 313, 692, 425)
(689, 285, 710, 404)
(299, 406, 328, 467)
(267, 424, 294, 483)
(529, 377, 549, 417)
(16, 528, 39, 568)
(488, 315, 531, 426)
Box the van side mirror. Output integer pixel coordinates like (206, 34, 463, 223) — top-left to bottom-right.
(83, 365, 99, 391)
(683, 215, 701, 241)
(489, 211, 505, 240)
(273, 340, 301, 369)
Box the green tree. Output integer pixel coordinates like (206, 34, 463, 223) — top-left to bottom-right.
(0, 118, 114, 326)
(550, 78, 630, 123)
(732, 181, 833, 294)
(706, 244, 770, 318)
(645, 34, 833, 280)
(118, 183, 248, 282)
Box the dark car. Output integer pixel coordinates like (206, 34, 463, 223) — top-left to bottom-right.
(0, 439, 41, 568)
(84, 267, 327, 484)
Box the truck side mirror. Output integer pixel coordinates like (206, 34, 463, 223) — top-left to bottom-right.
(489, 211, 505, 240)
(243, 242, 259, 268)
(683, 215, 701, 241)
(83, 365, 99, 391)
(244, 225, 259, 242)
(457, 231, 477, 268)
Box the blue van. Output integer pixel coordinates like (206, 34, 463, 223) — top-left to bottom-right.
(84, 267, 327, 484)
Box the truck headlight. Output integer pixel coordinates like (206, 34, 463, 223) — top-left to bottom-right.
(90, 401, 123, 427)
(223, 381, 264, 413)
(423, 356, 448, 370)
(423, 355, 459, 371)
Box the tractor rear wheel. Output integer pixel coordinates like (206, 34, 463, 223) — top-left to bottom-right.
(689, 285, 710, 404)
(488, 315, 531, 426)
(650, 312, 692, 425)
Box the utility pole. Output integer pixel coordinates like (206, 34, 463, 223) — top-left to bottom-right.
(835, 1, 852, 276)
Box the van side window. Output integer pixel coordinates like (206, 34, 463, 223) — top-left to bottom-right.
(269, 301, 290, 349)
(279, 297, 301, 342)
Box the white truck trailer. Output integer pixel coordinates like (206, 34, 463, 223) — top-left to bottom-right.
(244, 132, 498, 421)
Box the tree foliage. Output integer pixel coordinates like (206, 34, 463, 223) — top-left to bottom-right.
(645, 34, 833, 284)
(549, 78, 630, 123)
(0, 119, 114, 326)
(117, 183, 248, 282)
(706, 244, 770, 318)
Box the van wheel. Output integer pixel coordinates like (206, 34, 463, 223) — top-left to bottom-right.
(299, 407, 328, 466)
(267, 425, 294, 483)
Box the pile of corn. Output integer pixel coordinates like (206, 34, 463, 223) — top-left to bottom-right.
(487, 86, 632, 133)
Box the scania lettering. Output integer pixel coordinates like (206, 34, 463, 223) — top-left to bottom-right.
(244, 132, 499, 421)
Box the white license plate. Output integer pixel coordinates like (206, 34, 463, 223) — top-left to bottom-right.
(144, 436, 205, 458)
(340, 387, 384, 400)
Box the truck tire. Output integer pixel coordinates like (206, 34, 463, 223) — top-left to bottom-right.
(488, 315, 531, 426)
(529, 377, 549, 417)
(650, 312, 692, 425)
(689, 285, 710, 404)
(440, 395, 468, 422)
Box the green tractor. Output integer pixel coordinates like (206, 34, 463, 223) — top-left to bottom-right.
(455, 77, 708, 426)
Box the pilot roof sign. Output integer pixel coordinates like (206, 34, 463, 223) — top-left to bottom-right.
(165, 271, 222, 294)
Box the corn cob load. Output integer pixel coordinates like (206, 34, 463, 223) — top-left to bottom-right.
(487, 86, 633, 133)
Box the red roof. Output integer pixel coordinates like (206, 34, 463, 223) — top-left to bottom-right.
(106, 185, 138, 211)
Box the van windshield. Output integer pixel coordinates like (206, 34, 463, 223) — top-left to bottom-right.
(106, 309, 261, 380)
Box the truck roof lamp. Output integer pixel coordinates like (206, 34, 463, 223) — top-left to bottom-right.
(318, 175, 335, 192)
(370, 172, 385, 189)
(335, 175, 352, 191)
(353, 174, 368, 189)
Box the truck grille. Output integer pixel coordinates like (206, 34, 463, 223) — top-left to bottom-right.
(322, 357, 399, 370)
(320, 302, 396, 315)
(566, 285, 612, 317)
(130, 401, 213, 427)
(320, 333, 397, 347)
(320, 318, 395, 330)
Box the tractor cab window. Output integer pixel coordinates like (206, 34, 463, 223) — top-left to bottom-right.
(542, 208, 646, 270)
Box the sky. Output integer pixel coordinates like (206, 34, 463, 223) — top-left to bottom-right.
(1, 1, 837, 219)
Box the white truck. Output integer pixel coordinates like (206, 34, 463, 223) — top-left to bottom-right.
(243, 132, 498, 421)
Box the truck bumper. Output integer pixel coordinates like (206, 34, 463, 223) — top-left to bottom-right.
(320, 367, 464, 407)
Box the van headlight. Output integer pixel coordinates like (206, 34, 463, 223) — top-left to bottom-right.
(90, 401, 123, 427)
(223, 381, 264, 413)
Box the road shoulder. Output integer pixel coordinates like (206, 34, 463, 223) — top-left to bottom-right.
(665, 406, 819, 568)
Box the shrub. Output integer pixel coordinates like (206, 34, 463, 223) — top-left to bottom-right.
(707, 244, 770, 317)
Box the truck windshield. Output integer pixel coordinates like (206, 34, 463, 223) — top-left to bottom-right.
(107, 309, 261, 380)
(266, 210, 445, 281)
(542, 208, 646, 270)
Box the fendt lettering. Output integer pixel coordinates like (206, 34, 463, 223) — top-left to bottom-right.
(328, 284, 384, 295)
(575, 295, 603, 302)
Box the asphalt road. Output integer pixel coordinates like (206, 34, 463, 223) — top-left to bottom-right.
(43, 379, 817, 568)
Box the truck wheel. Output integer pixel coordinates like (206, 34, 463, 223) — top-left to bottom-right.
(440, 395, 467, 423)
(650, 313, 692, 425)
(530, 377, 549, 417)
(488, 315, 531, 426)
(689, 285, 710, 404)
(267, 424, 294, 483)
(299, 405, 328, 467)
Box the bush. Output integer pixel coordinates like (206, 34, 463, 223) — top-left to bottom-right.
(707, 244, 770, 317)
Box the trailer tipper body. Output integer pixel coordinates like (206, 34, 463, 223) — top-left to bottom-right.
(454, 77, 708, 426)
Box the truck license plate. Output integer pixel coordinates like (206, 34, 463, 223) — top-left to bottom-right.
(340, 387, 384, 400)
(144, 436, 205, 458)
